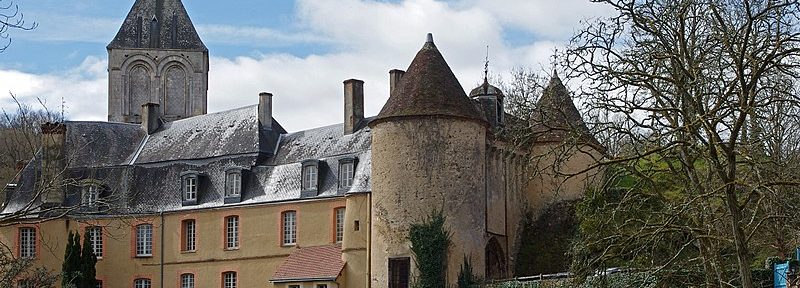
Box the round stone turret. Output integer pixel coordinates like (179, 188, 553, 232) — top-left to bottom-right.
(370, 34, 489, 286)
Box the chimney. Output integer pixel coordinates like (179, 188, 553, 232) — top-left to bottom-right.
(344, 79, 365, 135)
(258, 92, 273, 130)
(40, 122, 66, 206)
(141, 103, 161, 134)
(389, 69, 405, 94)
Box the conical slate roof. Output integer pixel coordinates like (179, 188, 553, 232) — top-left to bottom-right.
(532, 74, 602, 148)
(469, 78, 504, 98)
(373, 34, 486, 124)
(108, 0, 207, 51)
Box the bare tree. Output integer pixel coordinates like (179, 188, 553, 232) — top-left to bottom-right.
(0, 0, 36, 53)
(565, 1, 800, 287)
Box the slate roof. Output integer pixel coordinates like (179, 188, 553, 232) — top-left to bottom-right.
(1, 110, 371, 216)
(108, 0, 207, 51)
(271, 244, 345, 283)
(373, 34, 486, 125)
(469, 78, 504, 98)
(531, 75, 603, 149)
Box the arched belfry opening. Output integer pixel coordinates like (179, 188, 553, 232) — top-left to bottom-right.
(485, 237, 507, 280)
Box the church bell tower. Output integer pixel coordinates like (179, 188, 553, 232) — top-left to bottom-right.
(107, 0, 209, 123)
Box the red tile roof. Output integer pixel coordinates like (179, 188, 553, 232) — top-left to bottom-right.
(271, 244, 345, 283)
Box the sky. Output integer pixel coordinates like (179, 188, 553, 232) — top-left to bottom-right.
(0, 0, 614, 132)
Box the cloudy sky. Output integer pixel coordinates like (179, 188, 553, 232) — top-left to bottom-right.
(0, 0, 613, 132)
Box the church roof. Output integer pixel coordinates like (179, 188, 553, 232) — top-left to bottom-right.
(373, 34, 486, 124)
(107, 0, 207, 51)
(532, 74, 603, 149)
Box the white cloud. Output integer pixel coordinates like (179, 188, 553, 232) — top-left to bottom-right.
(2, 0, 604, 132)
(0, 57, 108, 121)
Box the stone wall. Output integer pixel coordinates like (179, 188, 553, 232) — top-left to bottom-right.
(370, 116, 487, 286)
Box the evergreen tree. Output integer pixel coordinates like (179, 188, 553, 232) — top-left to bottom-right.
(61, 231, 81, 287)
(80, 232, 97, 288)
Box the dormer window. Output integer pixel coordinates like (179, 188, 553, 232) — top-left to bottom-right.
(224, 168, 244, 204)
(301, 160, 320, 197)
(338, 157, 357, 190)
(181, 171, 200, 206)
(82, 185, 100, 206)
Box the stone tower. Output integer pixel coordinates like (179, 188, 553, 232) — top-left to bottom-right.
(470, 77, 505, 131)
(369, 34, 489, 286)
(107, 0, 209, 123)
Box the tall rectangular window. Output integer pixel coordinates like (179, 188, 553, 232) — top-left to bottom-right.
(282, 211, 297, 245)
(180, 273, 195, 288)
(223, 271, 237, 288)
(87, 226, 103, 258)
(339, 161, 354, 188)
(389, 257, 410, 288)
(335, 207, 345, 243)
(184, 177, 197, 201)
(183, 220, 196, 251)
(225, 216, 239, 249)
(226, 172, 241, 197)
(134, 278, 151, 288)
(302, 165, 317, 190)
(135, 224, 153, 257)
(19, 227, 35, 258)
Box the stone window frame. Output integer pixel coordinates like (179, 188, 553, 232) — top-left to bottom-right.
(337, 157, 358, 191)
(301, 159, 320, 197)
(180, 171, 201, 206)
(224, 167, 244, 204)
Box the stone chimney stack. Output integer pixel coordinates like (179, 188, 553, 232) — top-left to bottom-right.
(40, 122, 66, 206)
(344, 79, 365, 135)
(258, 92, 273, 130)
(141, 103, 161, 134)
(389, 69, 405, 94)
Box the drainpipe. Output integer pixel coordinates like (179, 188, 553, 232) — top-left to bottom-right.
(160, 211, 165, 288)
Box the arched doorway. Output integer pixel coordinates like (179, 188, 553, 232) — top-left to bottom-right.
(485, 237, 507, 279)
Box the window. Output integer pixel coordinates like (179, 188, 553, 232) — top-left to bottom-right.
(338, 160, 355, 189)
(317, 284, 329, 288)
(302, 164, 318, 190)
(335, 207, 345, 243)
(180, 273, 195, 288)
(288, 285, 300, 288)
(83, 185, 100, 206)
(222, 271, 237, 288)
(95, 281, 102, 288)
(184, 176, 197, 201)
(135, 224, 153, 257)
(389, 257, 410, 288)
(226, 171, 241, 197)
(354, 220, 360, 231)
(225, 216, 239, 249)
(133, 278, 151, 288)
(183, 220, 196, 251)
(87, 226, 103, 258)
(19, 227, 35, 258)
(282, 211, 296, 245)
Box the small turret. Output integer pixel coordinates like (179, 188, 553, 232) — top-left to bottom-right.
(469, 78, 505, 130)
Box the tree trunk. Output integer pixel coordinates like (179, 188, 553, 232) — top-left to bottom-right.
(725, 188, 753, 288)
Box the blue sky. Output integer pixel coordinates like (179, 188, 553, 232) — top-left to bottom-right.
(0, 0, 613, 131)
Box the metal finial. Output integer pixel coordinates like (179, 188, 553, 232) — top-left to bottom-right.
(484, 45, 490, 83)
(426, 33, 434, 43)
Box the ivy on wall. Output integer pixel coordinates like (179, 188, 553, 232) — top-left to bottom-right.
(409, 210, 450, 288)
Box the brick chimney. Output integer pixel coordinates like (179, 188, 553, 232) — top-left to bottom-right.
(389, 69, 405, 94)
(141, 103, 161, 134)
(258, 92, 273, 130)
(344, 79, 364, 135)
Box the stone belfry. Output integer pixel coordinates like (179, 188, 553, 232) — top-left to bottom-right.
(107, 0, 209, 123)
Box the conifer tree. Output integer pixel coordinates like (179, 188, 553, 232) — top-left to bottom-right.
(80, 232, 97, 288)
(61, 231, 82, 287)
